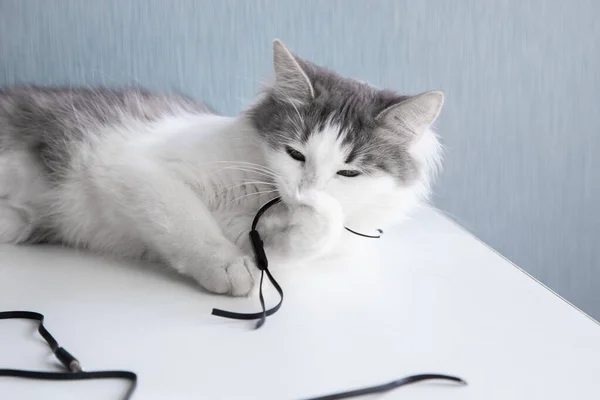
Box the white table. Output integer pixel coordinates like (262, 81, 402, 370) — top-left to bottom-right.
(1, 207, 599, 400)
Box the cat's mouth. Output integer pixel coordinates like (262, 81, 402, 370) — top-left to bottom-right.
(275, 191, 295, 209)
(269, 181, 295, 207)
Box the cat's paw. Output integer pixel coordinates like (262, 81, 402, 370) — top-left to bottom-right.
(294, 190, 344, 227)
(288, 190, 344, 254)
(194, 255, 257, 296)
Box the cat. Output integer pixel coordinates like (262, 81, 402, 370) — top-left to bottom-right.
(0, 40, 443, 296)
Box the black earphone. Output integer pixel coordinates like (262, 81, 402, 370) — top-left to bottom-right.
(212, 197, 383, 328)
(1, 197, 466, 399)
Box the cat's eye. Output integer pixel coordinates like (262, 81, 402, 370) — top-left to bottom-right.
(337, 169, 361, 178)
(285, 146, 305, 162)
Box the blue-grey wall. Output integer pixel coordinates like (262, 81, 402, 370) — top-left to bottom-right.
(1, 0, 598, 320)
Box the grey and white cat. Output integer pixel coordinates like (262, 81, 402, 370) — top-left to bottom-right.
(0, 40, 443, 296)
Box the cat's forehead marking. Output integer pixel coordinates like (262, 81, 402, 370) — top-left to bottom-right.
(303, 123, 348, 166)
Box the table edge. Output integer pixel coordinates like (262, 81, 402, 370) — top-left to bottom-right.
(430, 206, 600, 326)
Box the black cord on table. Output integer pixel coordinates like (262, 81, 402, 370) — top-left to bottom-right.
(0, 311, 137, 400)
(301, 374, 466, 400)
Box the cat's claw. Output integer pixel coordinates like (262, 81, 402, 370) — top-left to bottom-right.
(194, 255, 256, 297)
(224, 255, 256, 296)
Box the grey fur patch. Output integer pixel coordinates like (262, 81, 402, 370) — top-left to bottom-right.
(247, 54, 422, 184)
(0, 86, 211, 179)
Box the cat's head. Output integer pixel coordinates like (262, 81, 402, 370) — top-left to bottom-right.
(248, 40, 443, 230)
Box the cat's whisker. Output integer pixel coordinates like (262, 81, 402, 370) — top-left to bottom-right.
(195, 160, 280, 176)
(207, 166, 279, 180)
(199, 160, 280, 176)
(220, 181, 277, 193)
(198, 163, 278, 178)
(227, 162, 280, 176)
(227, 189, 279, 205)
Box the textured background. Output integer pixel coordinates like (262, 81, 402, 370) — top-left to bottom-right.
(1, 0, 598, 320)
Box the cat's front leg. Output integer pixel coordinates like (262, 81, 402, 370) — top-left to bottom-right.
(107, 160, 256, 296)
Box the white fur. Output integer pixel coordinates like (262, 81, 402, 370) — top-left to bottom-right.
(0, 151, 48, 243)
(0, 108, 441, 297)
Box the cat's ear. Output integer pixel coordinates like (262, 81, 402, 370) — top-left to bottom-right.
(376, 91, 444, 142)
(272, 39, 315, 103)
